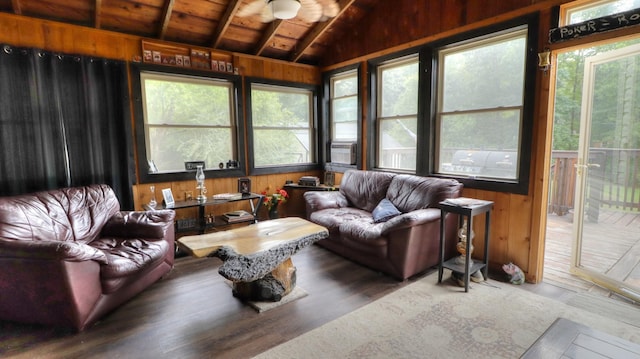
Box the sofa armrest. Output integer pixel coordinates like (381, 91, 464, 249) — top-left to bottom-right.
(304, 191, 349, 213)
(380, 208, 441, 235)
(100, 210, 176, 240)
(0, 239, 108, 264)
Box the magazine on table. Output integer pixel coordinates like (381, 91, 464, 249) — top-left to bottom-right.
(442, 197, 488, 207)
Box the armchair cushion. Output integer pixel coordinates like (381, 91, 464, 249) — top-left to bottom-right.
(101, 210, 175, 240)
(0, 239, 108, 264)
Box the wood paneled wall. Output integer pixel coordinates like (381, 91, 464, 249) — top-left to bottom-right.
(321, 0, 567, 66)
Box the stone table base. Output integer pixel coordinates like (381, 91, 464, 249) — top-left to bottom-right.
(178, 217, 328, 302)
(232, 258, 296, 301)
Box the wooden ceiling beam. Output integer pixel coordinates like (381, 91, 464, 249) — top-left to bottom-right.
(11, 0, 22, 15)
(211, 0, 242, 49)
(159, 0, 175, 40)
(290, 0, 357, 62)
(254, 20, 285, 56)
(94, 0, 102, 28)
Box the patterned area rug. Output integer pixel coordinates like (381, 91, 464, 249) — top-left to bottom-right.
(254, 273, 640, 358)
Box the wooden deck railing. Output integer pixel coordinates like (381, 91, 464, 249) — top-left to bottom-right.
(549, 149, 640, 218)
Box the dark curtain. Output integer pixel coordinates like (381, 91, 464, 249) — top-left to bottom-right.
(0, 45, 134, 209)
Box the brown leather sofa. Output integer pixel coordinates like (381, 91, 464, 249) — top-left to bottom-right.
(0, 184, 175, 331)
(304, 170, 463, 280)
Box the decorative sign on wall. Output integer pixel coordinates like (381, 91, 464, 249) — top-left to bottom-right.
(549, 8, 640, 43)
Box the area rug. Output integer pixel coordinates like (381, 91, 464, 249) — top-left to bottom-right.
(225, 281, 308, 313)
(253, 274, 640, 359)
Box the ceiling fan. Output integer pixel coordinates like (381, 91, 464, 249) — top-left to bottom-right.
(237, 0, 340, 23)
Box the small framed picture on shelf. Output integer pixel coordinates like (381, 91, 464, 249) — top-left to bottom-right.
(152, 51, 161, 63)
(324, 171, 335, 187)
(226, 62, 233, 73)
(162, 188, 175, 208)
(176, 55, 184, 66)
(183, 55, 191, 67)
(218, 60, 226, 71)
(143, 50, 152, 62)
(238, 178, 251, 195)
(211, 60, 218, 71)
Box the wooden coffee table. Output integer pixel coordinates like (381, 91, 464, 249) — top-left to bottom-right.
(177, 217, 328, 302)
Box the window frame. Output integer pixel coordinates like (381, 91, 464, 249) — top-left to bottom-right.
(560, 0, 640, 26)
(427, 15, 538, 194)
(131, 63, 245, 184)
(322, 64, 362, 171)
(245, 77, 320, 175)
(367, 49, 422, 173)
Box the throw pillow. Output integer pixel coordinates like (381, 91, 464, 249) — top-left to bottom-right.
(372, 198, 401, 223)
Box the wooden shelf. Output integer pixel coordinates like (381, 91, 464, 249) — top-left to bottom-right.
(141, 40, 237, 74)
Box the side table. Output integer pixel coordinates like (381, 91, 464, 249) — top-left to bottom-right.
(283, 183, 339, 217)
(438, 198, 493, 292)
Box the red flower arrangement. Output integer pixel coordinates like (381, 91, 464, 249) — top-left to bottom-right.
(261, 188, 289, 211)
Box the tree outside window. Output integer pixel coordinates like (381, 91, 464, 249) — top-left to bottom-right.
(377, 57, 419, 171)
(436, 29, 527, 180)
(250, 84, 315, 167)
(141, 72, 235, 173)
(330, 71, 358, 141)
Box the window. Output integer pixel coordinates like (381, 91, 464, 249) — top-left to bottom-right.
(248, 82, 317, 170)
(562, 0, 640, 26)
(131, 64, 244, 183)
(330, 71, 358, 141)
(435, 28, 528, 182)
(376, 56, 419, 171)
(140, 72, 236, 173)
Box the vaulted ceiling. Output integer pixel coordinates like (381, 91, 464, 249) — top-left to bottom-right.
(0, 0, 380, 65)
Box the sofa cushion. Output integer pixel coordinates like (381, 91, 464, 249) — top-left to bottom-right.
(387, 175, 464, 213)
(339, 220, 385, 242)
(308, 207, 372, 233)
(90, 237, 169, 280)
(372, 198, 401, 223)
(339, 170, 396, 212)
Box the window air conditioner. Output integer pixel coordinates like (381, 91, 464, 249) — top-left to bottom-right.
(330, 141, 357, 165)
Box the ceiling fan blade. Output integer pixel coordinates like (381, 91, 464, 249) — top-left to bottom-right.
(298, 0, 323, 22)
(318, 0, 340, 18)
(260, 5, 277, 22)
(237, 0, 268, 18)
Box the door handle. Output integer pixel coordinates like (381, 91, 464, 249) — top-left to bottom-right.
(574, 163, 600, 176)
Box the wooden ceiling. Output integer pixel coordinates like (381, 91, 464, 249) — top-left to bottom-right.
(0, 0, 379, 65)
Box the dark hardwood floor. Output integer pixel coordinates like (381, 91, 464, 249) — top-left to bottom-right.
(3, 240, 625, 359)
(0, 245, 417, 359)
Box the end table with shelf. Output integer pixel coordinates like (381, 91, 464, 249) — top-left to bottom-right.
(282, 183, 339, 217)
(144, 193, 264, 235)
(438, 198, 493, 292)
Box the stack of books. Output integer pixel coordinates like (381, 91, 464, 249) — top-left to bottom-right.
(222, 210, 254, 223)
(212, 193, 242, 200)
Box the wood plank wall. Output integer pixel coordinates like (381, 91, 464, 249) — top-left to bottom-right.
(0, 12, 322, 222)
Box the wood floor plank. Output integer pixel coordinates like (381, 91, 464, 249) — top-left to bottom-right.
(0, 245, 411, 358)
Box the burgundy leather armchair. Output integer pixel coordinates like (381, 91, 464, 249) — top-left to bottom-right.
(0, 184, 175, 331)
(304, 170, 463, 280)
